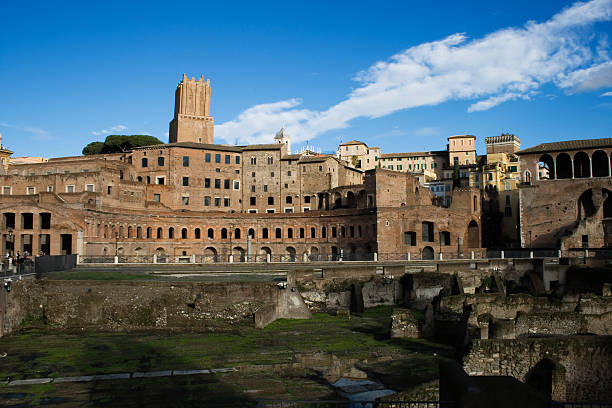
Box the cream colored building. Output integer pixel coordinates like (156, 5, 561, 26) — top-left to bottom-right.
(448, 135, 477, 166)
(378, 151, 447, 180)
(337, 140, 380, 170)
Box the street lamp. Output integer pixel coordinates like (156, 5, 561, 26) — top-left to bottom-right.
(438, 231, 442, 260)
(529, 230, 532, 250)
(114, 231, 119, 257)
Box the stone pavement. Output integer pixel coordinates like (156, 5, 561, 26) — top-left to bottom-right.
(3, 367, 237, 386)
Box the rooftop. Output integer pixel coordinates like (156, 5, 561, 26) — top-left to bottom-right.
(517, 137, 612, 154)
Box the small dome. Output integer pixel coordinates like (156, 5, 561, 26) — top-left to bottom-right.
(275, 127, 290, 139)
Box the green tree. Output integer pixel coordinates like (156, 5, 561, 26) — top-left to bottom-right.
(82, 135, 163, 155)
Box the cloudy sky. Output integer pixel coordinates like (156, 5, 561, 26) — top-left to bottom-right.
(1, 0, 611, 157)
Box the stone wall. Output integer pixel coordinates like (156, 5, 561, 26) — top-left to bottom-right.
(463, 336, 612, 401)
(0, 277, 310, 335)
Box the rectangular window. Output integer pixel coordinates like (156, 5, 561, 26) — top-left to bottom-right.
(214, 179, 221, 189)
(504, 206, 512, 217)
(287, 171, 292, 176)
(251, 172, 255, 177)
(183, 156, 189, 167)
(224, 179, 230, 189)
(266, 209, 275, 213)
(251, 185, 255, 192)
(205, 153, 211, 163)
(235, 156, 240, 164)
(215, 154, 221, 163)
(268, 196, 274, 205)
(250, 157, 256, 165)
(154, 194, 160, 202)
(182, 196, 189, 205)
(85, 184, 94, 192)
(263, 185, 268, 192)
(304, 196, 310, 204)
(204, 196, 211, 206)
(204, 178, 211, 188)
(248, 209, 257, 213)
(284, 208, 293, 213)
(250, 197, 256, 205)
(233, 181, 240, 190)
(224, 197, 230, 207)
(422, 222, 434, 242)
(214, 197, 221, 207)
(66, 185, 75, 193)
(156, 176, 165, 185)
(26, 186, 36, 195)
(225, 155, 230, 164)
(182, 177, 189, 186)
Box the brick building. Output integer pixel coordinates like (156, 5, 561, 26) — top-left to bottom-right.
(0, 74, 484, 261)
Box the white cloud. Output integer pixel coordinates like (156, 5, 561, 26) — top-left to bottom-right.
(602, 91, 612, 96)
(216, 0, 612, 145)
(0, 122, 49, 137)
(92, 124, 128, 136)
(413, 127, 440, 137)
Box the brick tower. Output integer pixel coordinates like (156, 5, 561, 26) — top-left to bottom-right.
(169, 74, 214, 144)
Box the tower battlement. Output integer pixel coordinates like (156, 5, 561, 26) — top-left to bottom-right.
(169, 73, 214, 144)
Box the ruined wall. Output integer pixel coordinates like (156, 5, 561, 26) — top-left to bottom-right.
(463, 336, 612, 401)
(0, 279, 310, 334)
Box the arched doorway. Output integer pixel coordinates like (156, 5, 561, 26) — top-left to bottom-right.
(525, 359, 556, 399)
(467, 220, 479, 248)
(556, 153, 572, 179)
(578, 189, 597, 220)
(156, 247, 166, 263)
(232, 246, 245, 262)
(331, 246, 338, 261)
(573, 152, 590, 178)
(422, 246, 434, 260)
(538, 154, 555, 180)
(592, 150, 610, 177)
(346, 191, 357, 208)
(285, 246, 296, 262)
(309, 246, 319, 261)
(333, 192, 342, 209)
(258, 246, 271, 262)
(204, 247, 218, 263)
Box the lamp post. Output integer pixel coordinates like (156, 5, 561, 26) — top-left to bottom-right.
(114, 231, 119, 257)
(228, 227, 233, 263)
(529, 230, 532, 250)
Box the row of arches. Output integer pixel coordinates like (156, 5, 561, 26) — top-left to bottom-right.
(91, 223, 374, 242)
(538, 150, 612, 180)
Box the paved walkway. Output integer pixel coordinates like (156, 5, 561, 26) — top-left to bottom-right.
(1, 367, 237, 386)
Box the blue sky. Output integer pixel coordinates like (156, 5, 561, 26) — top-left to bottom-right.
(1, 0, 612, 158)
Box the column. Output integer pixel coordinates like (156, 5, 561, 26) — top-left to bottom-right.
(552, 157, 556, 180)
(571, 158, 575, 179)
(589, 156, 593, 178)
(608, 155, 611, 177)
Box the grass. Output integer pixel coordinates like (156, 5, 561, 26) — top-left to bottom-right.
(0, 306, 453, 406)
(44, 271, 159, 281)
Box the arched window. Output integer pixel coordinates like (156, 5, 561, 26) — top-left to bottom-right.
(127, 226, 132, 238)
(262, 228, 269, 239)
(181, 228, 187, 239)
(136, 226, 142, 239)
(311, 227, 316, 238)
(234, 228, 241, 239)
(146, 227, 151, 239)
(341, 226, 346, 237)
(195, 228, 201, 239)
(208, 228, 214, 239)
(556, 153, 572, 179)
(322, 227, 326, 238)
(299, 228, 305, 238)
(275, 228, 282, 239)
(157, 227, 162, 239)
(573, 152, 590, 178)
(168, 227, 174, 239)
(287, 227, 293, 239)
(248, 228, 255, 238)
(221, 228, 228, 239)
(332, 226, 337, 238)
(538, 154, 554, 180)
(592, 150, 610, 177)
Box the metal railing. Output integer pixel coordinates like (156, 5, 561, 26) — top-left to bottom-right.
(1, 258, 34, 277)
(256, 400, 449, 408)
(552, 402, 612, 408)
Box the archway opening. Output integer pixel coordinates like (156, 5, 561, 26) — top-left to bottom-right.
(285, 246, 296, 262)
(204, 247, 218, 263)
(578, 189, 597, 220)
(232, 246, 245, 262)
(556, 153, 572, 179)
(537, 154, 555, 180)
(347, 191, 357, 208)
(573, 151, 590, 178)
(467, 220, 479, 248)
(592, 150, 610, 177)
(422, 246, 434, 260)
(525, 359, 556, 399)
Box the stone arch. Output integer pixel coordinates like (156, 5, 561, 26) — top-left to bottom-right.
(346, 191, 357, 208)
(331, 246, 339, 261)
(309, 246, 319, 261)
(204, 247, 218, 263)
(524, 170, 532, 184)
(556, 153, 572, 179)
(157, 227, 163, 239)
(538, 154, 555, 180)
(333, 192, 342, 209)
(578, 189, 597, 220)
(134, 247, 143, 255)
(232, 246, 245, 262)
(467, 220, 479, 248)
(357, 190, 367, 208)
(156, 247, 167, 263)
(194, 228, 201, 239)
(525, 358, 565, 400)
(181, 228, 188, 239)
(422, 246, 434, 260)
(285, 246, 296, 262)
(259, 246, 271, 262)
(592, 150, 610, 177)
(573, 151, 590, 178)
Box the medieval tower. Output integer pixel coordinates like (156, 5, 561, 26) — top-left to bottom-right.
(169, 74, 214, 144)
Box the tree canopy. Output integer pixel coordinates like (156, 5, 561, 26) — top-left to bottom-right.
(82, 135, 164, 155)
